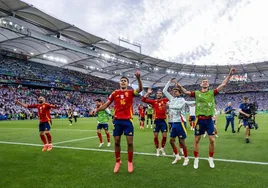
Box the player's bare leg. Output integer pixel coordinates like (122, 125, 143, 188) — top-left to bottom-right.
(140, 120, 144, 129)
(114, 136, 122, 173)
(179, 143, 184, 155)
(179, 138, 189, 166)
(97, 129, 103, 147)
(160, 132, 167, 156)
(154, 132, 160, 156)
(45, 130, 53, 151)
(170, 137, 181, 164)
(245, 126, 250, 143)
(190, 121, 193, 130)
(105, 130, 111, 147)
(214, 126, 219, 138)
(193, 135, 201, 169)
(40, 131, 48, 152)
(126, 136, 134, 173)
(237, 121, 243, 132)
(208, 135, 215, 168)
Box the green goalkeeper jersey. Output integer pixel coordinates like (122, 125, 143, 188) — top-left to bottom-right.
(110, 108, 114, 116)
(147, 107, 153, 115)
(97, 109, 110, 123)
(195, 90, 215, 117)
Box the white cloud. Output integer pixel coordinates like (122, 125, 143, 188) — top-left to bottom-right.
(25, 0, 268, 65)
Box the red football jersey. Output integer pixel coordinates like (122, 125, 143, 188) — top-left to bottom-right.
(142, 97, 169, 119)
(138, 106, 145, 118)
(108, 89, 137, 120)
(28, 103, 55, 123)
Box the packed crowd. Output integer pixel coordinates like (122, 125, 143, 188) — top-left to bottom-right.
(181, 81, 268, 93)
(1, 83, 267, 121)
(0, 85, 141, 120)
(1, 57, 268, 121)
(0, 58, 118, 92)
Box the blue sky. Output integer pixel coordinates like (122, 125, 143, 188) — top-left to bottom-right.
(25, 0, 268, 65)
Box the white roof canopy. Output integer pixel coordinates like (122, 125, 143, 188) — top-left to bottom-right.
(1, 0, 268, 87)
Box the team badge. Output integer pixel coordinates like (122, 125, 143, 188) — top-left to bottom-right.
(120, 95, 124, 99)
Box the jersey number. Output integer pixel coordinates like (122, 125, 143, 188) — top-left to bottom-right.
(120, 99, 126, 105)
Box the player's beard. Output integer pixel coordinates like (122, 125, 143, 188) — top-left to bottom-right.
(39, 100, 44, 104)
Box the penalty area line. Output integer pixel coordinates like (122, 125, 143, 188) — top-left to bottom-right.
(0, 141, 268, 166)
(53, 136, 98, 144)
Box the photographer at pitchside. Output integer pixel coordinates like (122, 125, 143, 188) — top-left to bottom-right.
(238, 97, 258, 143)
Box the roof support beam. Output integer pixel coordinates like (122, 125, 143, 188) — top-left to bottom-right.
(61, 56, 96, 67)
(26, 29, 100, 57)
(214, 66, 219, 84)
(151, 74, 169, 86)
(31, 49, 62, 58)
(0, 25, 101, 58)
(241, 64, 253, 82)
(253, 63, 267, 77)
(0, 36, 26, 43)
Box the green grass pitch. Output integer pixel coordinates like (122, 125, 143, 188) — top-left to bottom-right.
(0, 114, 268, 188)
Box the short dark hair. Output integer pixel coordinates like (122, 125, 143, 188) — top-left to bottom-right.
(95, 99, 102, 102)
(243, 96, 249, 100)
(201, 78, 208, 81)
(157, 89, 162, 93)
(120, 76, 129, 83)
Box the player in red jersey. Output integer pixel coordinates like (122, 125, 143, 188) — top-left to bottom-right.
(15, 96, 57, 152)
(138, 104, 145, 129)
(94, 71, 143, 173)
(142, 87, 169, 156)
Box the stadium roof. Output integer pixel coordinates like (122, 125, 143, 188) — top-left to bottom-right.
(1, 0, 268, 87)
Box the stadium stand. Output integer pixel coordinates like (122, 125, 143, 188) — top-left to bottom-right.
(1, 56, 268, 121)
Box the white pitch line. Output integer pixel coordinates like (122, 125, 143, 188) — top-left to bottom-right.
(53, 136, 98, 144)
(0, 141, 268, 166)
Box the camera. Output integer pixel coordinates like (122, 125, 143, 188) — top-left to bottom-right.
(238, 102, 258, 129)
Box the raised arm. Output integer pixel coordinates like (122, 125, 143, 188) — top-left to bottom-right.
(105, 108, 111, 115)
(15, 100, 28, 108)
(134, 71, 143, 94)
(185, 101, 195, 105)
(176, 83, 191, 96)
(143, 87, 153, 99)
(96, 100, 112, 113)
(163, 79, 175, 100)
(217, 68, 235, 92)
(48, 104, 58, 109)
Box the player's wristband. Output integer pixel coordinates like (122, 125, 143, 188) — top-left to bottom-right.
(134, 90, 139, 96)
